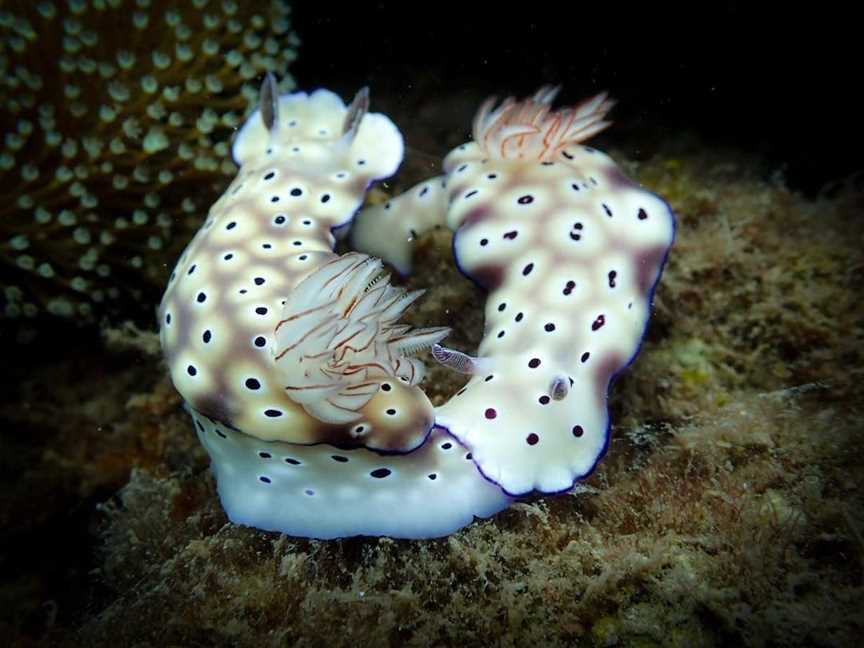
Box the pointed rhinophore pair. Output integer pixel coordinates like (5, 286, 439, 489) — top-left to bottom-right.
(259, 72, 369, 142)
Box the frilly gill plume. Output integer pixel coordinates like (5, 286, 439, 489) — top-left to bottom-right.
(472, 86, 616, 161)
(274, 253, 449, 424)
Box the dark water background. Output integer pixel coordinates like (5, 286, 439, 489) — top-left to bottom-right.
(292, 2, 859, 194)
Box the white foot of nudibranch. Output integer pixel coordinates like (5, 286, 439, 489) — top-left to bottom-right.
(192, 410, 511, 539)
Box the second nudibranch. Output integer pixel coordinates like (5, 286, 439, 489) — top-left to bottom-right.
(353, 86, 675, 496)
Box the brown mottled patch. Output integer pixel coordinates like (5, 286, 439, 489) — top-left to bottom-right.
(460, 205, 492, 228)
(348, 175, 369, 197)
(604, 166, 637, 191)
(636, 245, 670, 294)
(469, 263, 504, 291)
(593, 352, 624, 407)
(192, 393, 236, 428)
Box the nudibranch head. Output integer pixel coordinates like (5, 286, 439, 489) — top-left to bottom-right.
(472, 86, 615, 161)
(274, 252, 449, 451)
(231, 81, 403, 184)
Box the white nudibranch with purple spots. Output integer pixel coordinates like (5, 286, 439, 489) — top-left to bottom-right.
(160, 77, 674, 539)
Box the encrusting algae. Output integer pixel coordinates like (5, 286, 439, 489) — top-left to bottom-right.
(0, 0, 299, 340)
(2, 120, 861, 645)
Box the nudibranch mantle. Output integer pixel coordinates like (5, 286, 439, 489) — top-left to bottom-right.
(160, 81, 674, 539)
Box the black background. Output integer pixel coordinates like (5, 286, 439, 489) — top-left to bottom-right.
(291, 1, 858, 193)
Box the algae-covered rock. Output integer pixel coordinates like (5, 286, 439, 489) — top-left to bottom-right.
(1, 97, 862, 646)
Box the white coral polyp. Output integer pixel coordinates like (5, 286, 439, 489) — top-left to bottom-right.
(473, 86, 616, 161)
(273, 252, 448, 424)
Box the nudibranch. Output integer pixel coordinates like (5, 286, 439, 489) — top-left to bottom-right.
(159, 77, 509, 538)
(159, 79, 674, 539)
(353, 86, 675, 497)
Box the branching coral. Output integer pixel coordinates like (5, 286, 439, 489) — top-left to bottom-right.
(0, 0, 299, 338)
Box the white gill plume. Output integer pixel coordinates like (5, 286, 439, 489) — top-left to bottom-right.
(472, 86, 615, 161)
(273, 252, 449, 424)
